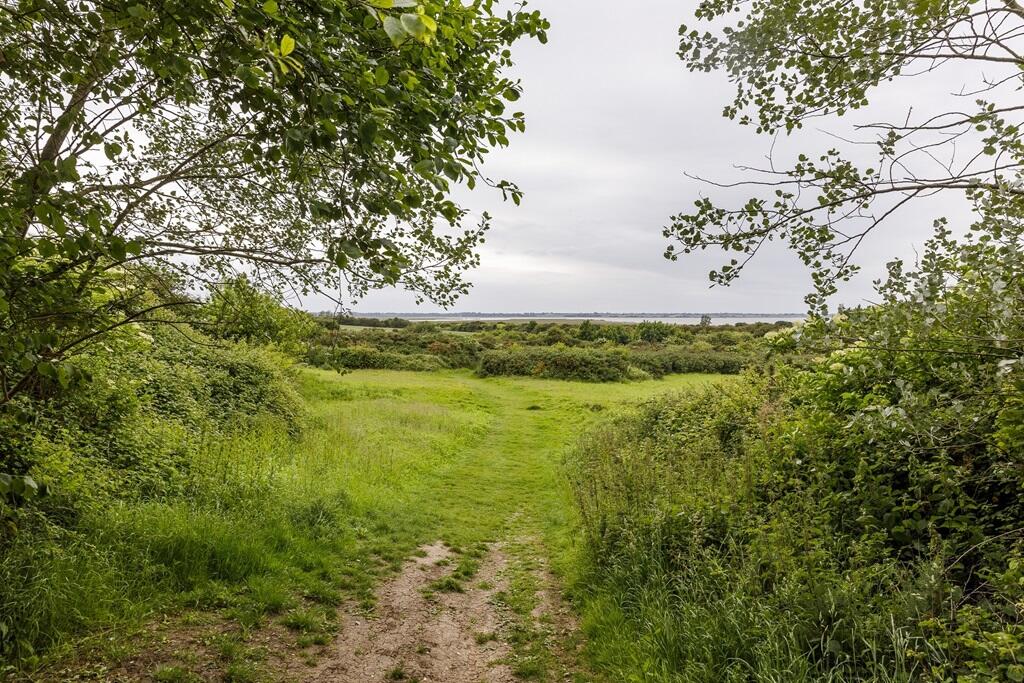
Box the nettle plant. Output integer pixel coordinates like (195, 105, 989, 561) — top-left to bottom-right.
(0, 0, 548, 405)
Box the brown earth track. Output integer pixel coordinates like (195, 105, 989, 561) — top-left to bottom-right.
(286, 541, 515, 683)
(28, 540, 580, 683)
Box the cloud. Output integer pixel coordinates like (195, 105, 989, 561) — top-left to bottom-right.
(303, 0, 984, 315)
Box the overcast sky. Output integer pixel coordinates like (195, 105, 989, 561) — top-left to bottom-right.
(313, 0, 982, 314)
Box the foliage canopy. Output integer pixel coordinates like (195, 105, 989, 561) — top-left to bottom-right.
(0, 0, 547, 403)
(668, 0, 1024, 312)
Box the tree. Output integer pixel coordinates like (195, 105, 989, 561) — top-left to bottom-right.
(202, 276, 317, 355)
(637, 320, 673, 343)
(0, 0, 548, 404)
(576, 319, 597, 341)
(666, 0, 1024, 313)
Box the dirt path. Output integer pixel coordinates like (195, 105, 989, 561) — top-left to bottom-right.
(292, 541, 515, 683)
(35, 539, 580, 683)
(264, 540, 585, 683)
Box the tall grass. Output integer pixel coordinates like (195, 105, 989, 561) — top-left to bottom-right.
(565, 383, 945, 683)
(0, 347, 490, 668)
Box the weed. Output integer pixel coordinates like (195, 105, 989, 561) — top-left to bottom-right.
(153, 666, 202, 683)
(474, 631, 497, 645)
(281, 608, 326, 633)
(222, 661, 262, 683)
(246, 576, 293, 614)
(296, 632, 331, 647)
(428, 576, 464, 593)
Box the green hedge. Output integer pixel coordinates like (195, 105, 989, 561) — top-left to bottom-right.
(305, 344, 445, 372)
(567, 364, 1024, 680)
(629, 347, 746, 376)
(0, 324, 306, 659)
(477, 346, 631, 382)
(477, 345, 748, 382)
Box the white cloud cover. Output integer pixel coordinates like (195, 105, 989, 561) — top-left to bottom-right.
(304, 0, 982, 314)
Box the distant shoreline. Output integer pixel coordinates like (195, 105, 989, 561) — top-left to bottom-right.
(345, 312, 804, 319)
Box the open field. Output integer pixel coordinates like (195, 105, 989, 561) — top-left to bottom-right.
(9, 369, 722, 681)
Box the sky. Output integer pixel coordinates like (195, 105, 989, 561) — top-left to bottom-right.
(311, 0, 984, 315)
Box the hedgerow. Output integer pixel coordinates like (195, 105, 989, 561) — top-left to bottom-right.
(305, 344, 445, 372)
(477, 346, 632, 382)
(567, 226, 1024, 681)
(629, 347, 746, 376)
(0, 322, 304, 659)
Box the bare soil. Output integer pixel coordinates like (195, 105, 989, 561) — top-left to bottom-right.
(31, 540, 580, 683)
(290, 541, 515, 683)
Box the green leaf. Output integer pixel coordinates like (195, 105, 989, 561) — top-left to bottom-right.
(84, 211, 101, 232)
(414, 159, 435, 176)
(262, 0, 278, 13)
(382, 16, 407, 45)
(375, 66, 390, 86)
(338, 239, 364, 258)
(58, 156, 79, 180)
(37, 239, 57, 257)
(280, 34, 295, 56)
(359, 119, 379, 145)
(401, 13, 427, 39)
(109, 237, 127, 261)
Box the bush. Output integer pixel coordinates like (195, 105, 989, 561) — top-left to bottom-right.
(0, 323, 306, 659)
(629, 347, 746, 377)
(568, 371, 1024, 680)
(476, 345, 749, 382)
(305, 326, 483, 372)
(303, 317, 770, 379)
(566, 225, 1024, 679)
(202, 277, 318, 357)
(477, 346, 631, 382)
(568, 292, 1024, 680)
(305, 344, 445, 372)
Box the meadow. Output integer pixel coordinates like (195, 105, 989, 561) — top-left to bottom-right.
(0, 319, 724, 681)
(3, 278, 1022, 683)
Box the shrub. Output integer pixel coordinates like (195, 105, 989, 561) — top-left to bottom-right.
(202, 277, 318, 357)
(567, 375, 1024, 680)
(477, 346, 631, 382)
(629, 347, 746, 377)
(305, 326, 483, 372)
(303, 318, 770, 379)
(0, 322, 306, 659)
(568, 263, 1024, 681)
(636, 320, 673, 343)
(566, 224, 1024, 679)
(305, 344, 444, 372)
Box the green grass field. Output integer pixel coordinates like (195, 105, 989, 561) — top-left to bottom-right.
(15, 369, 723, 680)
(290, 369, 718, 554)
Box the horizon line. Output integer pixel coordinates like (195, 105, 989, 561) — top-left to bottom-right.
(327, 311, 806, 318)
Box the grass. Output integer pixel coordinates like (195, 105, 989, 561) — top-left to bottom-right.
(5, 368, 722, 679)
